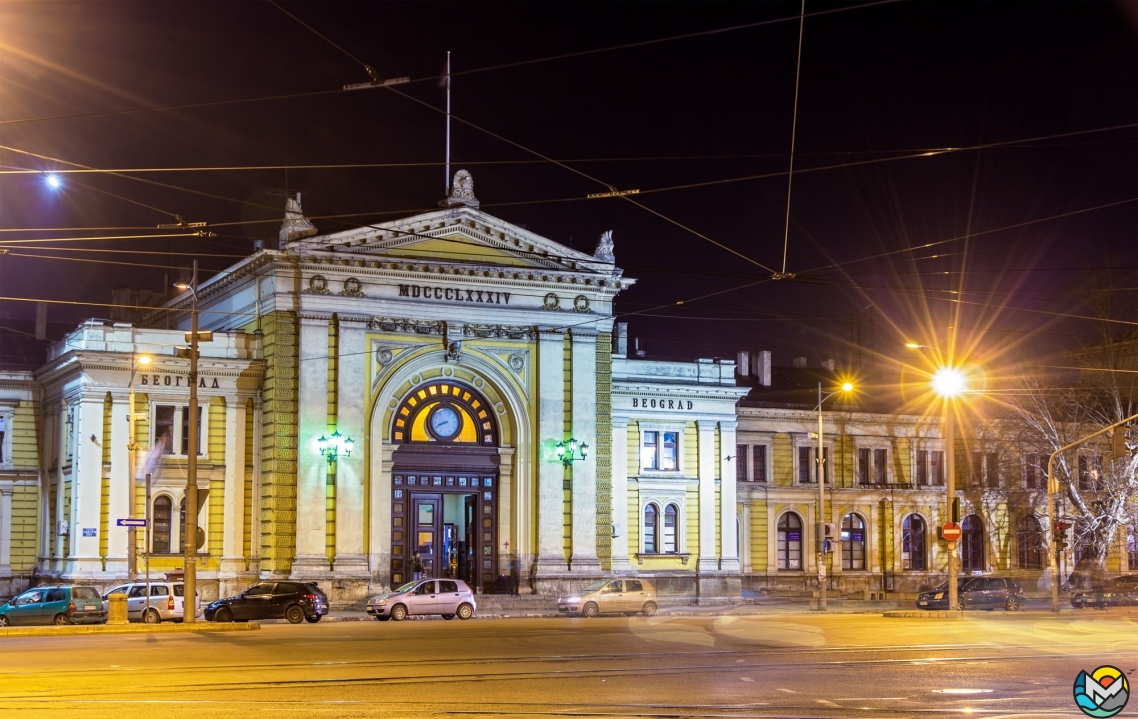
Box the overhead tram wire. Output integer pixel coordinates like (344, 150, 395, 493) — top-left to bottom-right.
(0, 0, 901, 130)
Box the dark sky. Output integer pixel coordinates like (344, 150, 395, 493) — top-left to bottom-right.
(0, 1, 1135, 374)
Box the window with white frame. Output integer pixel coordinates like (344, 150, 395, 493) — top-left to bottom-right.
(0, 413, 9, 465)
(735, 443, 770, 482)
(777, 512, 803, 570)
(915, 449, 945, 486)
(642, 500, 683, 554)
(841, 513, 866, 570)
(797, 445, 831, 484)
(640, 429, 680, 472)
(154, 405, 203, 457)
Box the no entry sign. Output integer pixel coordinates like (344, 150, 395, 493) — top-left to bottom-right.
(942, 522, 962, 542)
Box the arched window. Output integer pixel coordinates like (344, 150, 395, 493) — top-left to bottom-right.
(153, 496, 171, 554)
(1129, 527, 1138, 571)
(777, 512, 803, 570)
(841, 513, 866, 570)
(392, 381, 498, 446)
(644, 504, 658, 553)
(902, 514, 926, 570)
(663, 504, 678, 553)
(961, 514, 984, 572)
(178, 498, 187, 553)
(1016, 515, 1044, 570)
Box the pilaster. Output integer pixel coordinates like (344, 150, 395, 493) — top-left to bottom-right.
(740, 501, 752, 573)
(68, 394, 105, 576)
(610, 415, 632, 572)
(333, 320, 368, 576)
(291, 316, 330, 577)
(0, 488, 11, 573)
(569, 332, 600, 573)
(533, 329, 568, 575)
(105, 394, 130, 573)
(696, 420, 718, 573)
(718, 421, 740, 573)
(220, 398, 247, 576)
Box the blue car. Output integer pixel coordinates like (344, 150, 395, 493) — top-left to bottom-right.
(0, 585, 107, 626)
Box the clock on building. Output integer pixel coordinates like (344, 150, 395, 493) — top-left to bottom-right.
(429, 405, 461, 439)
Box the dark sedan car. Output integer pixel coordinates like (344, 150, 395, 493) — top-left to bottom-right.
(916, 576, 1026, 611)
(205, 581, 328, 624)
(1071, 575, 1138, 609)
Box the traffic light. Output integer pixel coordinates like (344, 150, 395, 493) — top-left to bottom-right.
(1111, 425, 1135, 462)
(1054, 521, 1070, 551)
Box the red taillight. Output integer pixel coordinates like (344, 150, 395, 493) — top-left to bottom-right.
(168, 596, 175, 611)
(305, 593, 318, 602)
(66, 602, 76, 614)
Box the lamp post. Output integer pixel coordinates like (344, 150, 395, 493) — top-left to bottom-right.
(318, 431, 355, 465)
(127, 353, 152, 580)
(932, 367, 966, 612)
(174, 261, 212, 624)
(555, 438, 588, 467)
(814, 381, 853, 612)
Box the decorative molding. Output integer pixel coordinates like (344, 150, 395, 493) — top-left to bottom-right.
(462, 324, 536, 340)
(508, 354, 525, 371)
(366, 317, 445, 336)
(542, 292, 560, 311)
(375, 347, 394, 366)
(338, 277, 366, 297)
(573, 295, 591, 313)
(304, 275, 331, 295)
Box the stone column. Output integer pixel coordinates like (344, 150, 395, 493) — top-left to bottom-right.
(249, 397, 262, 567)
(291, 316, 330, 577)
(369, 443, 395, 590)
(696, 420, 718, 574)
(69, 394, 105, 576)
(569, 332, 600, 574)
(497, 447, 516, 588)
(333, 320, 368, 576)
(740, 501, 753, 573)
(0, 487, 11, 574)
(718, 421, 740, 573)
(104, 393, 131, 574)
(534, 329, 568, 575)
(54, 405, 68, 568)
(220, 398, 247, 576)
(610, 414, 632, 572)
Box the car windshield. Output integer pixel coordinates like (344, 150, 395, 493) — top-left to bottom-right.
(581, 580, 609, 593)
(392, 582, 419, 594)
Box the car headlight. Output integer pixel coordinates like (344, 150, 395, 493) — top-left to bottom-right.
(371, 597, 387, 605)
(564, 596, 581, 604)
(934, 592, 944, 600)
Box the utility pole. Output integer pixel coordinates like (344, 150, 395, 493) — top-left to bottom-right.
(175, 261, 211, 623)
(126, 352, 151, 580)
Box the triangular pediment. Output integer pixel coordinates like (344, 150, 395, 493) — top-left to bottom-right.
(286, 206, 621, 276)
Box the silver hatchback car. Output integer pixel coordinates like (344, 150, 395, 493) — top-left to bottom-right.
(367, 579, 476, 621)
(558, 578, 658, 617)
(101, 582, 201, 623)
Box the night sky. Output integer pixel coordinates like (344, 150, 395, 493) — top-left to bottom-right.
(0, 1, 1135, 375)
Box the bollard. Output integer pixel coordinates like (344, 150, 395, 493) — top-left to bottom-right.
(107, 593, 129, 625)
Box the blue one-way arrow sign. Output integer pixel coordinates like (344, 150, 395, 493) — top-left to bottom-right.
(116, 518, 147, 527)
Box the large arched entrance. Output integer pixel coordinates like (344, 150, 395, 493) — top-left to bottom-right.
(390, 380, 500, 593)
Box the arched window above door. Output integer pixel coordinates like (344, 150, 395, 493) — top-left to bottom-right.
(392, 381, 498, 446)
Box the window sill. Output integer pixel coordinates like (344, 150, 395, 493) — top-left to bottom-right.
(635, 552, 691, 566)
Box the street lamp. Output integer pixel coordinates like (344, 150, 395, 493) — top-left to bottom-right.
(127, 353, 152, 580)
(932, 366, 965, 612)
(317, 431, 355, 465)
(173, 261, 212, 624)
(555, 438, 588, 467)
(814, 380, 853, 612)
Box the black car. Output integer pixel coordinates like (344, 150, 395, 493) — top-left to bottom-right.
(205, 581, 328, 624)
(916, 576, 1026, 611)
(1071, 575, 1138, 609)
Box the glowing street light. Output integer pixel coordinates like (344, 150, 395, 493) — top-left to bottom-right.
(44, 173, 61, 190)
(932, 364, 968, 613)
(932, 368, 966, 397)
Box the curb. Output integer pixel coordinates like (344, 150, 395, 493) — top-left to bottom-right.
(883, 610, 965, 619)
(0, 622, 260, 637)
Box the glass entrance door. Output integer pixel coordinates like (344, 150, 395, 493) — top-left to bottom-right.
(412, 495, 441, 579)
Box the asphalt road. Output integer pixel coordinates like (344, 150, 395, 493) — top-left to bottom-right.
(1, 610, 1135, 718)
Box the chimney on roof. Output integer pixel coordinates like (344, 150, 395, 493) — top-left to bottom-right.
(634, 338, 646, 358)
(793, 356, 808, 368)
(615, 322, 628, 357)
(822, 358, 836, 371)
(756, 350, 772, 386)
(736, 351, 750, 377)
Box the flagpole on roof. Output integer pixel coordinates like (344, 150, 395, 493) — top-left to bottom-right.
(445, 51, 451, 195)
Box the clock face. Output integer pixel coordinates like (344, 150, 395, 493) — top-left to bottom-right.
(429, 406, 461, 439)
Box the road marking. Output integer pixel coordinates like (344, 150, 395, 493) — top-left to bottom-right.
(776, 688, 796, 693)
(815, 699, 841, 707)
(933, 689, 993, 694)
(740, 677, 753, 682)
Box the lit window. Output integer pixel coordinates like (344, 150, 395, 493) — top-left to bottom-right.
(663, 504, 678, 553)
(642, 431, 679, 471)
(644, 504, 658, 553)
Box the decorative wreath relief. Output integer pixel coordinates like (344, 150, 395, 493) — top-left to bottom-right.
(376, 347, 394, 366)
(508, 354, 525, 372)
(305, 274, 331, 294)
(542, 292, 560, 311)
(573, 295, 590, 313)
(340, 277, 365, 297)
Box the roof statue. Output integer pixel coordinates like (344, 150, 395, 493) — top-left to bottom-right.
(280, 192, 317, 244)
(439, 169, 480, 208)
(593, 230, 615, 263)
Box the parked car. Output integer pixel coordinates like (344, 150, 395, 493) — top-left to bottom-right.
(1071, 574, 1138, 609)
(557, 578, 658, 618)
(101, 581, 201, 623)
(916, 576, 1025, 611)
(0, 585, 106, 626)
(366, 579, 476, 621)
(205, 581, 328, 624)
